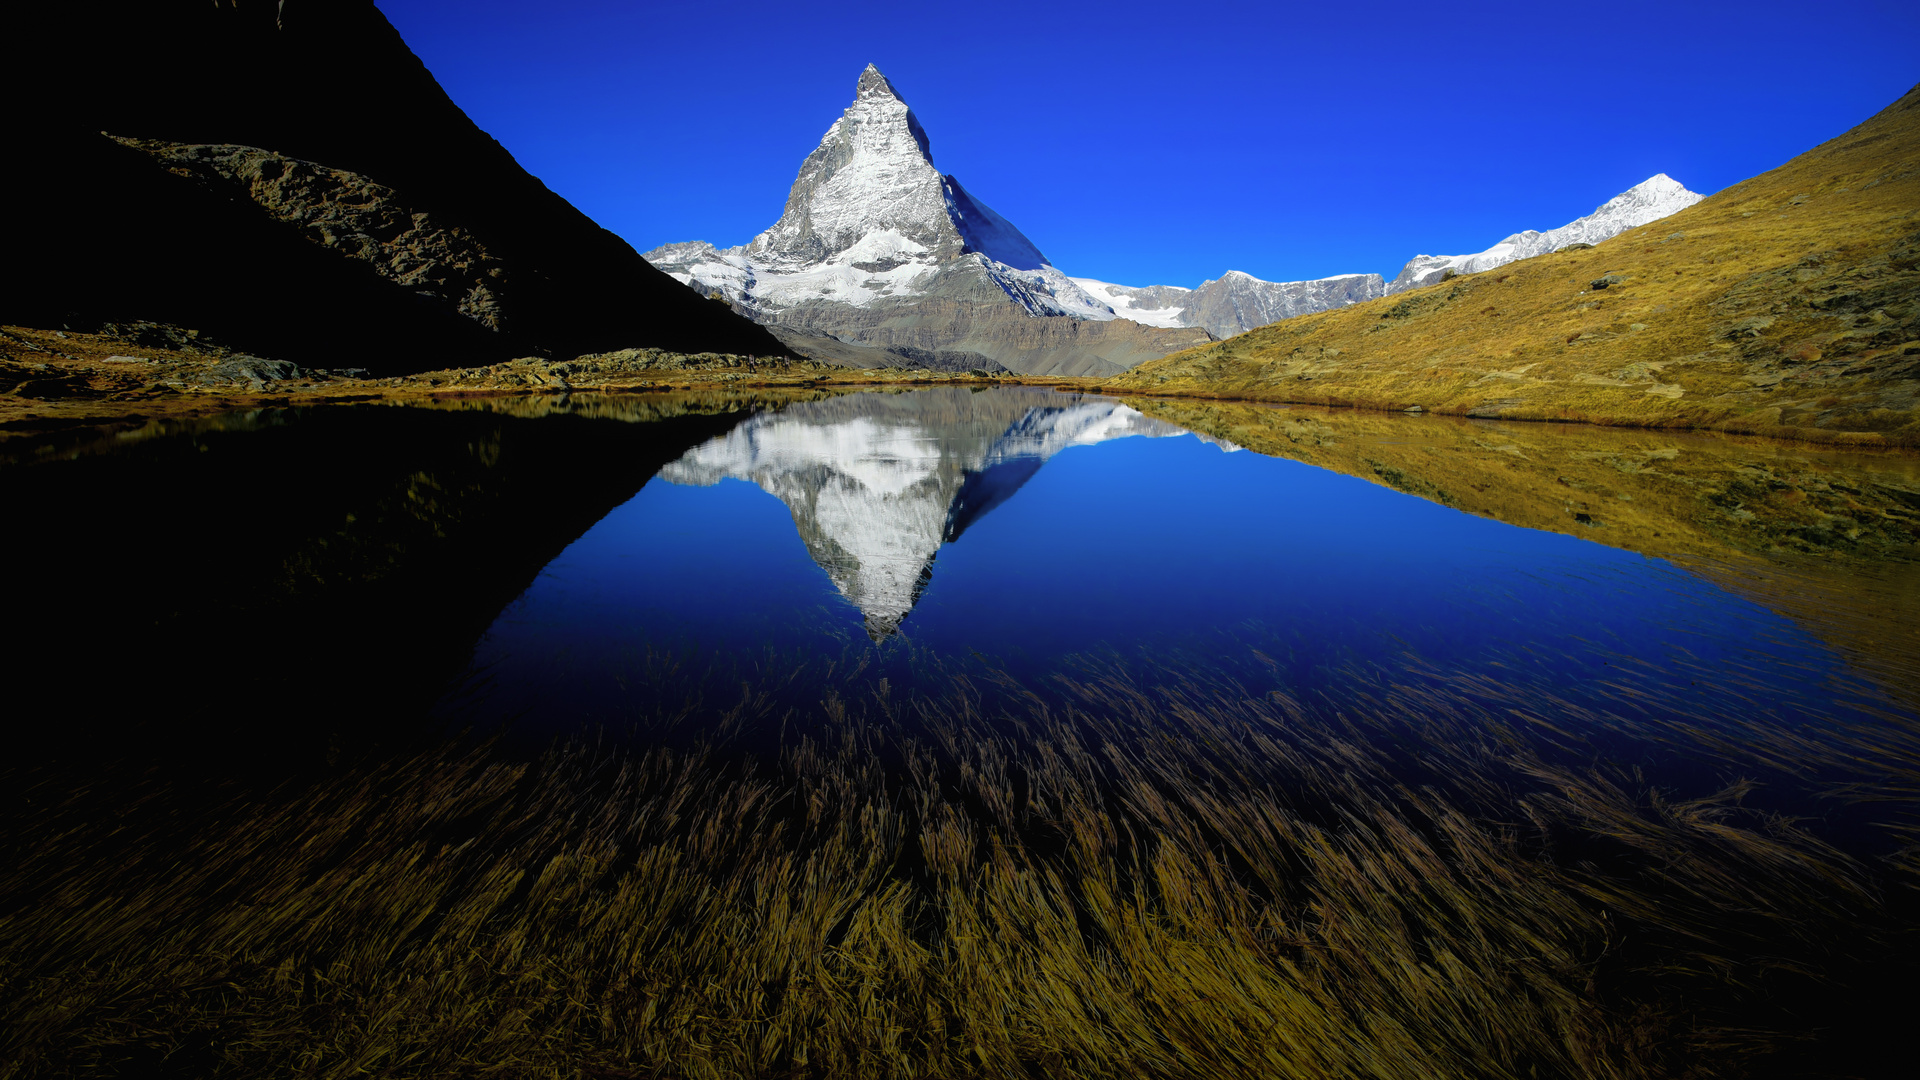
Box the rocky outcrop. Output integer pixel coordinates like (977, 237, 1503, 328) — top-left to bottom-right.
(112, 137, 512, 332)
(5, 0, 787, 372)
(1079, 272, 1388, 340)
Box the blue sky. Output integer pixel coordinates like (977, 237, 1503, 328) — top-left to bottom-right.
(375, 0, 1918, 288)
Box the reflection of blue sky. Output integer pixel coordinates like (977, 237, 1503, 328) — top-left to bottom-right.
(459, 406, 1876, 736)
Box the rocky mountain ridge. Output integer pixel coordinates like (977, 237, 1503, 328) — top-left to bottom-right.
(1078, 174, 1704, 339)
(644, 66, 1208, 376)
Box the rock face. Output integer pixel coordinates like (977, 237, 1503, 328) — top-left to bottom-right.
(112, 137, 512, 333)
(659, 389, 1232, 635)
(1076, 272, 1388, 340)
(645, 66, 1207, 376)
(1385, 174, 1705, 293)
(1068, 176, 1702, 339)
(5, 0, 786, 372)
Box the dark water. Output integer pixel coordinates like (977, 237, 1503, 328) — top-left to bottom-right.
(428, 388, 1904, 758)
(2, 387, 1907, 772)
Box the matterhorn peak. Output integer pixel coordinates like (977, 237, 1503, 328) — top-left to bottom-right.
(856, 63, 903, 102)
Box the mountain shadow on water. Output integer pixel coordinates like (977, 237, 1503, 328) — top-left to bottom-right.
(0, 403, 748, 773)
(2, 0, 788, 372)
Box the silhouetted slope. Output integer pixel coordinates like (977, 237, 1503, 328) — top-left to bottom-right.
(4, 0, 786, 371)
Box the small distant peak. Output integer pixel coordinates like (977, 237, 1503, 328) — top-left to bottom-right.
(857, 64, 903, 102)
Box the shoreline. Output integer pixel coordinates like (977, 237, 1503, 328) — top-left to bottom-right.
(5, 322, 1917, 453)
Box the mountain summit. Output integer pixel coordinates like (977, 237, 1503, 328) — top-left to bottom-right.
(1386, 173, 1705, 293)
(644, 66, 1213, 376)
(747, 65, 1048, 274)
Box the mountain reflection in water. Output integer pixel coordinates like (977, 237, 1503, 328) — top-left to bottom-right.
(450, 386, 1916, 744)
(657, 389, 1235, 637)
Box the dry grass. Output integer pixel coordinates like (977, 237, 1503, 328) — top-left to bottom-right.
(0, 324, 1073, 434)
(2, 637, 1914, 1080)
(1102, 86, 1920, 446)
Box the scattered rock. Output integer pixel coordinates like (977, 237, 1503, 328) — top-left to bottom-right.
(1590, 273, 1626, 289)
(1467, 397, 1524, 418)
(199, 357, 304, 388)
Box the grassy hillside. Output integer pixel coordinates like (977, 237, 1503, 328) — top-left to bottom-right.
(1105, 85, 1920, 445)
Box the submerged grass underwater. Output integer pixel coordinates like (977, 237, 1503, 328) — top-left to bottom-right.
(3, 629, 1916, 1080)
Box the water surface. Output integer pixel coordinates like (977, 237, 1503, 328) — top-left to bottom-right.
(444, 388, 1911, 756)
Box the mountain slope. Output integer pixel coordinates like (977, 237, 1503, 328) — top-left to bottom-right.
(645, 66, 1208, 376)
(1104, 85, 1920, 445)
(3, 0, 786, 371)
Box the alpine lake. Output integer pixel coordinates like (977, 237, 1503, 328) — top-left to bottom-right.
(5, 386, 1920, 1079)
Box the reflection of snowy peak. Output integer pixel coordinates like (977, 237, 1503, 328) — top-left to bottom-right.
(1386, 174, 1704, 293)
(658, 389, 1224, 637)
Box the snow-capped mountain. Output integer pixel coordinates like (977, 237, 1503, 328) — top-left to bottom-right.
(646, 65, 1705, 360)
(644, 66, 1211, 376)
(658, 388, 1232, 636)
(1065, 173, 1703, 337)
(1076, 271, 1388, 340)
(1384, 174, 1704, 294)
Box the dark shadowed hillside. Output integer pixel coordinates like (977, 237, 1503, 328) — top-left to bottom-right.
(3, 0, 787, 372)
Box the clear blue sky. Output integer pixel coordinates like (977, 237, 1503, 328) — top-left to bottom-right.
(375, 0, 1917, 288)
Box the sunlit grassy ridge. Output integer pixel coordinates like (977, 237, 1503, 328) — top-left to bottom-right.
(4, 639, 1915, 1079)
(1104, 86, 1920, 445)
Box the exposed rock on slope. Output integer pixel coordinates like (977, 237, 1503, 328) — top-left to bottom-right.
(4, 0, 786, 372)
(1076, 272, 1389, 339)
(645, 66, 1207, 376)
(1104, 85, 1920, 445)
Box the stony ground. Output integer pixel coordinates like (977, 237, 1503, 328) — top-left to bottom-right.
(0, 322, 1070, 433)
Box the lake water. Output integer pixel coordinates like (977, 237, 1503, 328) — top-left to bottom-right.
(416, 387, 1907, 760)
(9, 385, 1919, 1076)
(5, 386, 1911, 771)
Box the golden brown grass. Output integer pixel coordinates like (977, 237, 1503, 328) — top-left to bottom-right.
(0, 324, 1079, 433)
(2, 639, 1914, 1080)
(1102, 86, 1920, 446)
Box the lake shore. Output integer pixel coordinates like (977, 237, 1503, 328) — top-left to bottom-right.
(10, 321, 1919, 451)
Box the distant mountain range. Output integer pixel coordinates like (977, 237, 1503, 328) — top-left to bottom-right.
(649, 66, 1703, 362)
